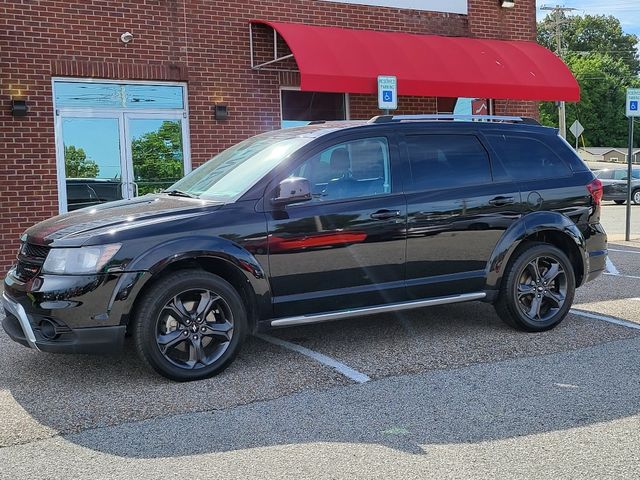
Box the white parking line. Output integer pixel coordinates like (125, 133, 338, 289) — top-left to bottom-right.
(256, 334, 371, 384)
(609, 248, 640, 255)
(603, 272, 640, 280)
(605, 257, 620, 275)
(570, 309, 640, 331)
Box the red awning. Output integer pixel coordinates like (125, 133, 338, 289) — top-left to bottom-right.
(250, 20, 579, 102)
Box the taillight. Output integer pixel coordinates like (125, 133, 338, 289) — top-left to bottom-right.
(587, 178, 603, 206)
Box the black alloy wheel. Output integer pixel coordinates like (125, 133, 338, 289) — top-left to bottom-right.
(134, 270, 247, 381)
(495, 242, 575, 332)
(156, 289, 234, 370)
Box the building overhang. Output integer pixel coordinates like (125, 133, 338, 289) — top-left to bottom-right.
(249, 20, 580, 102)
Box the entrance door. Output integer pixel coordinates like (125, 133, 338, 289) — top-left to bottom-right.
(53, 80, 190, 212)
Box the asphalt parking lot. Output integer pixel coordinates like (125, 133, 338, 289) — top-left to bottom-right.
(1, 203, 640, 479)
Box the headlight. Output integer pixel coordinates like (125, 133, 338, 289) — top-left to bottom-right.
(42, 244, 122, 274)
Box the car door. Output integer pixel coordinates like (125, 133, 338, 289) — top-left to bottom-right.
(401, 130, 522, 299)
(265, 134, 407, 318)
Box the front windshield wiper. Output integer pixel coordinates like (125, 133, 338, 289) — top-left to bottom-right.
(164, 189, 198, 199)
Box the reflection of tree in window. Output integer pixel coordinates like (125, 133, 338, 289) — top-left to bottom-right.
(132, 121, 184, 195)
(64, 145, 100, 178)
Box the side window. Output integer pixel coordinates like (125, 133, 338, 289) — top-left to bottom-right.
(614, 170, 628, 180)
(596, 170, 613, 180)
(405, 134, 492, 191)
(486, 134, 571, 181)
(290, 137, 392, 202)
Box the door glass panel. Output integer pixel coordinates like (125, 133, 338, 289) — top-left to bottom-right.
(61, 117, 124, 211)
(129, 119, 185, 196)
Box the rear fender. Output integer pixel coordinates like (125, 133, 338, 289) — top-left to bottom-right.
(486, 211, 587, 291)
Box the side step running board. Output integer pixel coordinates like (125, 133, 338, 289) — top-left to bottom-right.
(270, 292, 486, 327)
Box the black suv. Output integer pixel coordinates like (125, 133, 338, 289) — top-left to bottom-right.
(2, 115, 607, 381)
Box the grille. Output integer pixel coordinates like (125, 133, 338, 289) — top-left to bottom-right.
(15, 261, 41, 282)
(14, 242, 50, 282)
(21, 243, 50, 260)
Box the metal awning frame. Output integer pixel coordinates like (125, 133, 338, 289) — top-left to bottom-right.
(249, 23, 298, 72)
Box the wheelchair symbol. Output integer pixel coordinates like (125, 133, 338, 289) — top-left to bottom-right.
(631, 101, 639, 111)
(382, 90, 393, 103)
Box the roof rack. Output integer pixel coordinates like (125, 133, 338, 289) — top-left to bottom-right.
(368, 114, 540, 125)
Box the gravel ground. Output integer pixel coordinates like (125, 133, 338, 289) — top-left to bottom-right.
(2, 335, 640, 479)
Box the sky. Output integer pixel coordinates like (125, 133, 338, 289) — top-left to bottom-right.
(536, 0, 640, 50)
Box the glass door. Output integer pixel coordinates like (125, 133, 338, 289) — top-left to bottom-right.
(53, 80, 190, 213)
(57, 114, 126, 212)
(124, 115, 187, 197)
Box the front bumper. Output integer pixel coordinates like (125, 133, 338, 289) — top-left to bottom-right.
(2, 292, 125, 354)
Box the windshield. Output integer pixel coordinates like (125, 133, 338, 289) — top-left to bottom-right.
(166, 132, 313, 201)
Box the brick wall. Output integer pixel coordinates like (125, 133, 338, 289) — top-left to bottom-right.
(0, 0, 537, 272)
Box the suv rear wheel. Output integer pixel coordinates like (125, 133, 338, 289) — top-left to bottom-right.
(633, 189, 640, 205)
(134, 270, 247, 381)
(495, 242, 575, 332)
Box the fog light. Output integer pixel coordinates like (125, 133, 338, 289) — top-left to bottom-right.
(39, 319, 58, 340)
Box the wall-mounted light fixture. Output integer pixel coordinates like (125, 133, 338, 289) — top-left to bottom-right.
(11, 99, 28, 117)
(214, 103, 228, 121)
(500, 0, 515, 7)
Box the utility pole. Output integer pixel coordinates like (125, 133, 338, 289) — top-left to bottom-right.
(540, 4, 577, 139)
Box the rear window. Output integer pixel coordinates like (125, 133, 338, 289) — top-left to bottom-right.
(405, 134, 492, 191)
(486, 134, 572, 181)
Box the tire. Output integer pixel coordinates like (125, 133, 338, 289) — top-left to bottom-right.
(633, 190, 640, 205)
(134, 270, 247, 381)
(495, 242, 575, 332)
(614, 200, 625, 205)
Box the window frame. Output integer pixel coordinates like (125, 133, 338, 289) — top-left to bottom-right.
(264, 132, 402, 209)
(400, 132, 496, 194)
(51, 77, 191, 213)
(483, 132, 573, 183)
(279, 86, 350, 127)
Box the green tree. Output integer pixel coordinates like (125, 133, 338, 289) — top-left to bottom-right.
(64, 145, 99, 178)
(538, 14, 639, 74)
(538, 13, 640, 147)
(540, 53, 640, 147)
(131, 121, 184, 195)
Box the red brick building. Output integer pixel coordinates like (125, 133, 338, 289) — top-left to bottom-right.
(1, 0, 563, 272)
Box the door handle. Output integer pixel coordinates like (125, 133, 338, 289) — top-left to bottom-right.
(370, 209, 401, 220)
(488, 196, 515, 207)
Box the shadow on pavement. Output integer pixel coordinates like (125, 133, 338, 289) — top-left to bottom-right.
(67, 334, 640, 458)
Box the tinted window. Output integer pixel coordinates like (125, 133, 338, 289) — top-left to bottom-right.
(290, 137, 391, 202)
(281, 90, 346, 128)
(487, 134, 571, 180)
(405, 135, 491, 191)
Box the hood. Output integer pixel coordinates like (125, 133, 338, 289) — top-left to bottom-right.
(24, 195, 223, 246)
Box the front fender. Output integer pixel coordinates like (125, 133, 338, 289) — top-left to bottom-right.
(107, 236, 272, 325)
(485, 211, 587, 291)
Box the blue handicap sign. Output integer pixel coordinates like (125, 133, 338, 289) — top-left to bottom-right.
(383, 90, 393, 102)
(631, 101, 639, 111)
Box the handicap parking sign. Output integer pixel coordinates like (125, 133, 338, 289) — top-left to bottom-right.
(627, 88, 640, 117)
(377, 76, 398, 110)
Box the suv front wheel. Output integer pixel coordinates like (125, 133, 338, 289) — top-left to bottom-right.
(134, 270, 247, 381)
(495, 242, 575, 332)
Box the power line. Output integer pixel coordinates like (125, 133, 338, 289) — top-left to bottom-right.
(540, 5, 578, 139)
